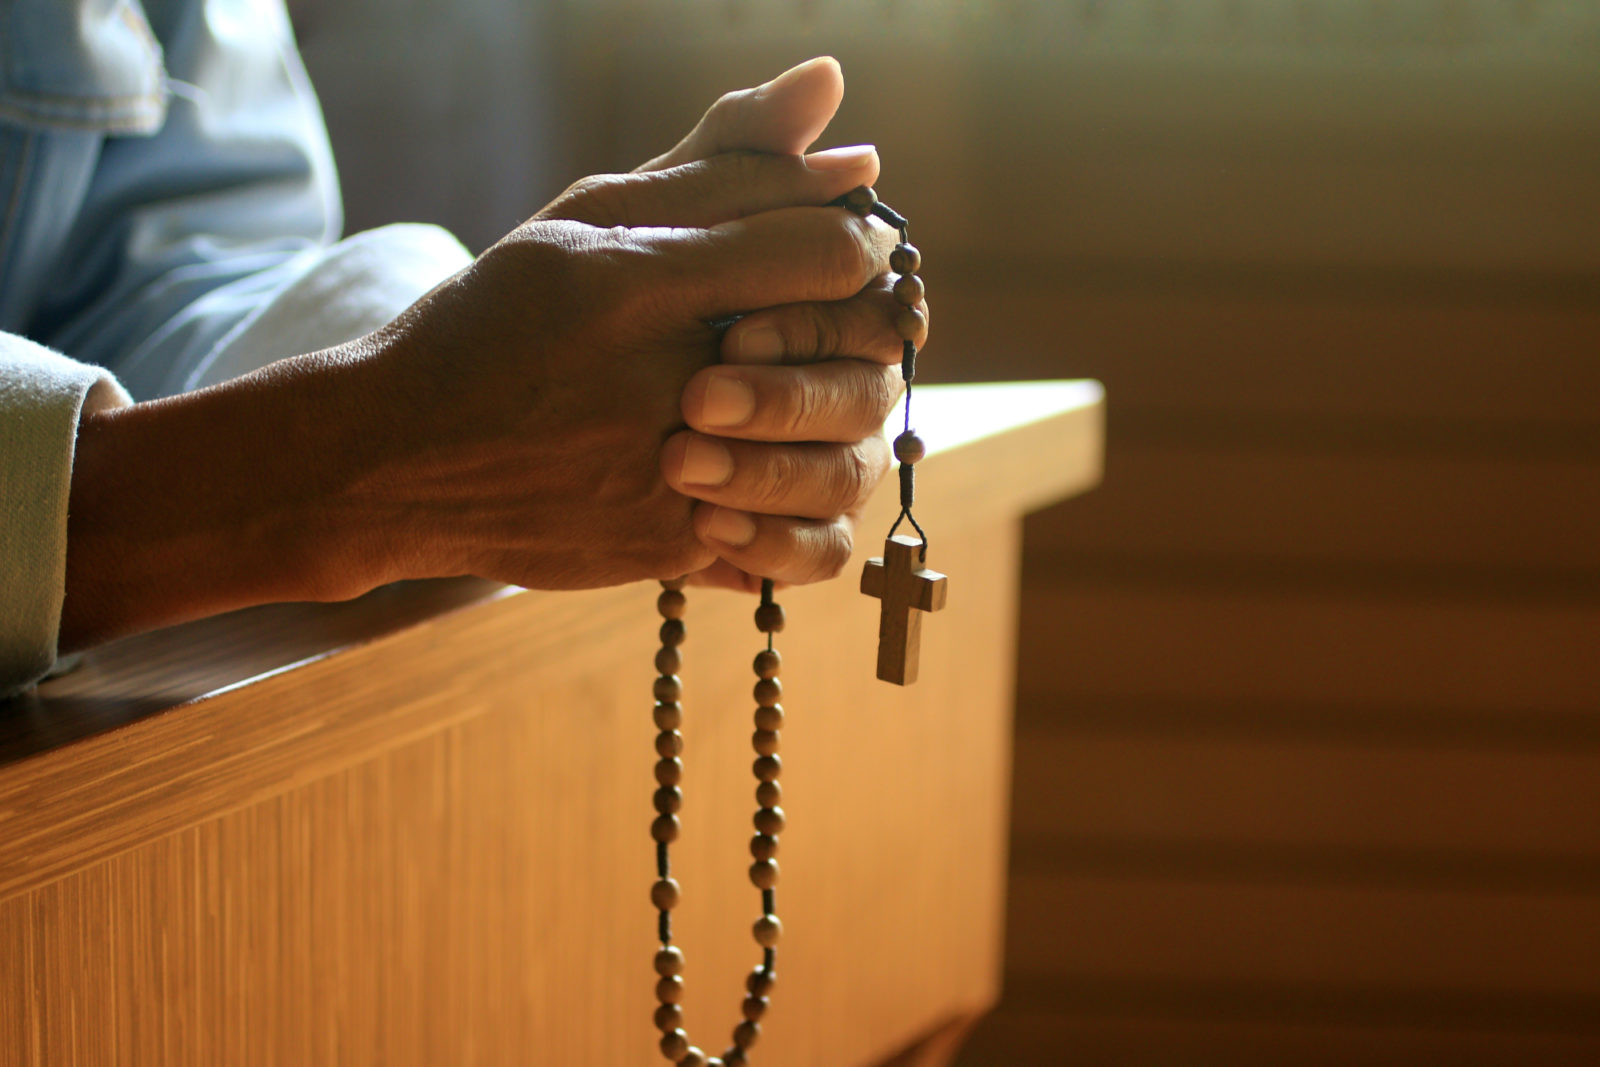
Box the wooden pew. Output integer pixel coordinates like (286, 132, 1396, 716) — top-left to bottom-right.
(0, 382, 1102, 1066)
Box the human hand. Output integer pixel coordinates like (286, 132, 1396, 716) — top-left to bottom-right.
(354, 148, 901, 593)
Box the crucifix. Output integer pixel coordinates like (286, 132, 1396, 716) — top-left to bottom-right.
(861, 534, 948, 686)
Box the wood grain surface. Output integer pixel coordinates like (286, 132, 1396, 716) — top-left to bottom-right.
(0, 382, 1103, 1067)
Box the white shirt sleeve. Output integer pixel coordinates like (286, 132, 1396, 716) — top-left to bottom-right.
(0, 340, 131, 697)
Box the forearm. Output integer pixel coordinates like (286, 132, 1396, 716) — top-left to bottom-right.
(59, 340, 398, 652)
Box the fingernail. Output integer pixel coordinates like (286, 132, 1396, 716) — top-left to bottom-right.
(705, 507, 757, 547)
(805, 144, 877, 171)
(680, 437, 734, 487)
(766, 56, 837, 92)
(735, 326, 785, 364)
(701, 372, 756, 428)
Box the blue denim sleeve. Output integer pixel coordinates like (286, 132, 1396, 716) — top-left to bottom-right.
(0, 0, 343, 400)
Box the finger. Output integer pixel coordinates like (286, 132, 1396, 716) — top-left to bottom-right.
(638, 57, 844, 173)
(684, 557, 772, 594)
(721, 277, 930, 366)
(681, 360, 902, 444)
(644, 206, 897, 318)
(660, 431, 890, 521)
(540, 148, 878, 230)
(692, 505, 859, 587)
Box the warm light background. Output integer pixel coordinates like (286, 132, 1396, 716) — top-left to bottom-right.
(295, 2, 1600, 1061)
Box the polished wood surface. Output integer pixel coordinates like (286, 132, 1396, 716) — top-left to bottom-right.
(0, 381, 1102, 1066)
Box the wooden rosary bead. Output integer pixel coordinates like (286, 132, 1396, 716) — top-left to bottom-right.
(657, 975, 685, 1004)
(754, 602, 785, 633)
(752, 755, 782, 781)
(746, 968, 776, 996)
(751, 729, 780, 756)
(653, 787, 683, 815)
(653, 701, 683, 730)
(655, 730, 684, 758)
(679, 1050, 709, 1067)
(654, 1003, 684, 1032)
(706, 1058, 724, 1067)
(660, 1029, 690, 1061)
(752, 914, 782, 948)
(722, 1052, 748, 1067)
(659, 619, 687, 647)
(655, 646, 682, 675)
(749, 859, 780, 889)
(892, 273, 925, 307)
(752, 649, 781, 678)
(753, 806, 786, 835)
(890, 242, 921, 274)
(843, 185, 877, 215)
(753, 677, 782, 706)
(750, 834, 779, 861)
(893, 431, 926, 465)
(660, 577, 688, 592)
(652, 814, 681, 843)
(651, 877, 682, 910)
(756, 780, 781, 808)
(733, 1021, 761, 1050)
(741, 995, 768, 1021)
(655, 946, 686, 977)
(754, 704, 784, 731)
(657, 589, 687, 619)
(655, 757, 684, 786)
(654, 675, 683, 703)
(894, 306, 928, 345)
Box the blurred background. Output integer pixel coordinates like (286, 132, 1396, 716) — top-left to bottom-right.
(292, 1, 1600, 1062)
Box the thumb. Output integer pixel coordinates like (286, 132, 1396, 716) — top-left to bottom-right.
(636, 56, 845, 173)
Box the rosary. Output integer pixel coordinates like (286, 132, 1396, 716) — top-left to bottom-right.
(644, 188, 947, 1066)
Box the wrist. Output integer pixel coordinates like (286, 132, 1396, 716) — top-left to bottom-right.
(60, 340, 397, 651)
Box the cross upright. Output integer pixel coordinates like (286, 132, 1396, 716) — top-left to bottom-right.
(860, 534, 948, 686)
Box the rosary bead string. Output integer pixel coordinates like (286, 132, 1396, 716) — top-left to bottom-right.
(649, 187, 915, 1065)
(833, 186, 928, 557)
(650, 576, 786, 1067)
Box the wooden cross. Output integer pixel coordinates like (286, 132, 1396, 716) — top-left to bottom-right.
(860, 534, 948, 686)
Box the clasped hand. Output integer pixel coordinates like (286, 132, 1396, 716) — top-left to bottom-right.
(58, 59, 928, 653)
(362, 58, 929, 594)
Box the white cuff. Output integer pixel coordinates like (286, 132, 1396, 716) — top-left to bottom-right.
(1, 339, 131, 698)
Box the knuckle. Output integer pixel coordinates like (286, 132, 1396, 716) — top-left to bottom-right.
(823, 218, 875, 295)
(808, 524, 854, 583)
(806, 303, 844, 359)
(860, 364, 900, 424)
(834, 444, 877, 513)
(756, 448, 805, 511)
(775, 371, 823, 440)
(560, 173, 632, 226)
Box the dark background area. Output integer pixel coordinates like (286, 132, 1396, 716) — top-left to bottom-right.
(297, 2, 1600, 1062)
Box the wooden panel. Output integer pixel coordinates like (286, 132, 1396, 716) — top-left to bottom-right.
(1018, 586, 1600, 714)
(0, 518, 1019, 1067)
(965, 1011, 1600, 1066)
(1010, 731, 1600, 860)
(1025, 446, 1600, 577)
(930, 272, 1600, 425)
(1004, 873, 1600, 995)
(0, 383, 1100, 1066)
